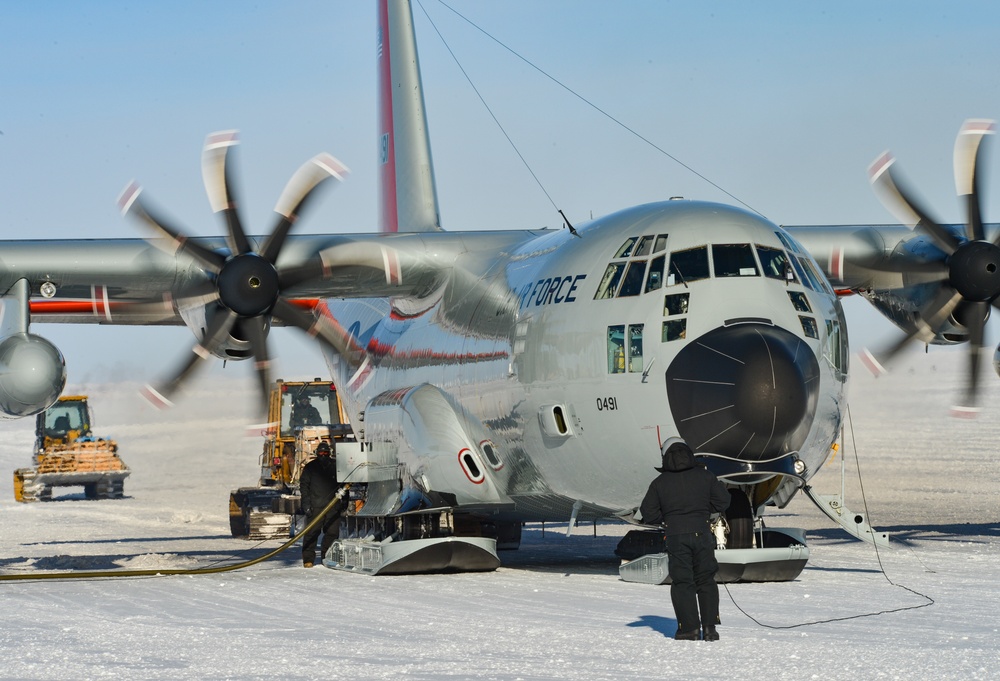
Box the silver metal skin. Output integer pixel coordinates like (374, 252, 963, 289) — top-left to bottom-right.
(320, 200, 849, 521)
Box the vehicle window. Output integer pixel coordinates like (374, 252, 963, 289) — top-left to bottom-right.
(789, 257, 812, 290)
(614, 237, 638, 259)
(787, 291, 811, 312)
(799, 316, 819, 339)
(800, 256, 833, 294)
(664, 292, 689, 316)
(756, 245, 791, 280)
(776, 230, 804, 254)
(45, 402, 87, 435)
(653, 234, 668, 254)
(608, 325, 626, 373)
(712, 244, 759, 277)
(645, 254, 665, 293)
(617, 261, 647, 297)
(628, 324, 644, 372)
(594, 263, 626, 299)
(668, 246, 709, 284)
(661, 319, 687, 342)
(633, 235, 654, 257)
(794, 255, 823, 292)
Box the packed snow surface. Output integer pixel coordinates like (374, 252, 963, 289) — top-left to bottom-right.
(1, 351, 998, 680)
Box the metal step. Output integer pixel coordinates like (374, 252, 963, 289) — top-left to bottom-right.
(620, 543, 810, 584)
(324, 536, 500, 575)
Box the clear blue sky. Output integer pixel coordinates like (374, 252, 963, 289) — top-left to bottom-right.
(3, 1, 1000, 387)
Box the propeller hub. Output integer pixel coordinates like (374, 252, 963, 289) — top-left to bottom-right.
(217, 254, 280, 316)
(949, 241, 1000, 302)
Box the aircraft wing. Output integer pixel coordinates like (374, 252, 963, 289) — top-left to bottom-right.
(0, 233, 473, 325)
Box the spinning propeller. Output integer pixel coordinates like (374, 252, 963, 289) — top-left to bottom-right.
(861, 119, 999, 417)
(118, 131, 350, 414)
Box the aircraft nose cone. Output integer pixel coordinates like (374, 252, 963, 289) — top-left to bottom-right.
(665, 323, 819, 460)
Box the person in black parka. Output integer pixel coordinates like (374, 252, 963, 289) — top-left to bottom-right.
(299, 441, 344, 567)
(639, 436, 731, 641)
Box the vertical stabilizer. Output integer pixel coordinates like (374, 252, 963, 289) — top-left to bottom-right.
(378, 0, 442, 233)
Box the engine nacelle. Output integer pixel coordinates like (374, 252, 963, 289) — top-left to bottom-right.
(0, 333, 66, 418)
(178, 305, 265, 361)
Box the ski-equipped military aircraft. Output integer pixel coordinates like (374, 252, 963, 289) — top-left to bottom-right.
(0, 0, 994, 577)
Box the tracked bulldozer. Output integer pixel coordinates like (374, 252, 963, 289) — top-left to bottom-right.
(13, 395, 129, 502)
(229, 378, 355, 539)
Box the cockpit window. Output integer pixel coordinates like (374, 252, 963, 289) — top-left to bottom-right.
(633, 235, 654, 257)
(788, 256, 812, 290)
(594, 263, 626, 299)
(598, 234, 670, 299)
(614, 237, 638, 259)
(788, 291, 812, 312)
(799, 316, 819, 339)
(617, 261, 647, 297)
(793, 255, 824, 292)
(645, 254, 666, 293)
(608, 325, 626, 373)
(662, 319, 687, 342)
(756, 245, 792, 281)
(664, 292, 689, 316)
(668, 246, 710, 284)
(775, 230, 802, 254)
(800, 255, 834, 295)
(628, 324, 644, 372)
(712, 244, 759, 277)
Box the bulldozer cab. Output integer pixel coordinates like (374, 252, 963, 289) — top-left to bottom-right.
(261, 379, 350, 488)
(36, 396, 92, 448)
(279, 382, 345, 436)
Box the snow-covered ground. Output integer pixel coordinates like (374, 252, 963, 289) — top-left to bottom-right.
(1, 350, 998, 680)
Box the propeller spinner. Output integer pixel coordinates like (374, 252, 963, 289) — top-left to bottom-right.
(117, 131, 350, 414)
(861, 119, 999, 417)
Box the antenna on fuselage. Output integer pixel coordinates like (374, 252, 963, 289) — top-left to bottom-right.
(558, 209, 581, 238)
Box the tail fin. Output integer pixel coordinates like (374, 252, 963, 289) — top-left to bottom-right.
(377, 0, 442, 233)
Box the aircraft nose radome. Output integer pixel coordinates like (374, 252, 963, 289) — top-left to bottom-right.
(665, 324, 820, 460)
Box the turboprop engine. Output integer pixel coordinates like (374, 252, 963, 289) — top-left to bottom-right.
(0, 333, 66, 418)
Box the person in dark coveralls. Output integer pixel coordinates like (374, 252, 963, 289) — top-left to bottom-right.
(640, 436, 731, 641)
(299, 441, 344, 568)
(291, 395, 322, 428)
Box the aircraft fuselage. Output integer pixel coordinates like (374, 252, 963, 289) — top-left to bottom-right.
(324, 199, 849, 522)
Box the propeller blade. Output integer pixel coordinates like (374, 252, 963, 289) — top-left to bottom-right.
(276, 256, 328, 291)
(868, 152, 960, 255)
(141, 308, 238, 409)
(954, 119, 995, 243)
(202, 130, 251, 256)
(105, 276, 220, 322)
(170, 278, 221, 310)
(118, 182, 226, 273)
(239, 315, 272, 417)
(951, 300, 988, 418)
(272, 297, 365, 366)
(853, 257, 949, 277)
(259, 154, 349, 264)
(858, 286, 963, 375)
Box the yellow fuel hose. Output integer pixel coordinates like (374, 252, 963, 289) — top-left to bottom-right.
(0, 484, 350, 582)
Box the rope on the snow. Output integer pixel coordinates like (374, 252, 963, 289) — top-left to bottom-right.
(723, 404, 935, 629)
